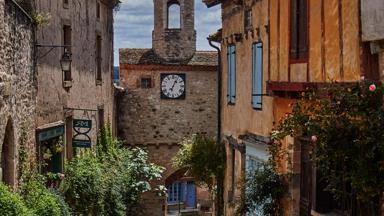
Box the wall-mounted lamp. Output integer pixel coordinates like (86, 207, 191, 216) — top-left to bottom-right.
(35, 44, 72, 73)
(60, 48, 72, 73)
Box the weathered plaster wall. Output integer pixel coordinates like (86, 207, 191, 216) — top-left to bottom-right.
(0, 0, 36, 185)
(269, 0, 361, 82)
(34, 0, 115, 148)
(220, 0, 274, 214)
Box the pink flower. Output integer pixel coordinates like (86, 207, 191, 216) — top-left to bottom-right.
(369, 84, 376, 92)
(360, 76, 365, 81)
(311, 135, 318, 143)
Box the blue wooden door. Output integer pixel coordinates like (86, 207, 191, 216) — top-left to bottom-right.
(186, 182, 196, 208)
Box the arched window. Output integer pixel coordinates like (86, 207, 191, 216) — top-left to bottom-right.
(1, 119, 15, 186)
(167, 2, 181, 29)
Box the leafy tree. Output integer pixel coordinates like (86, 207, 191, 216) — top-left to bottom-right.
(173, 134, 226, 215)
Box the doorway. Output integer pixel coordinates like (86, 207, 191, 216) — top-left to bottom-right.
(1, 119, 15, 186)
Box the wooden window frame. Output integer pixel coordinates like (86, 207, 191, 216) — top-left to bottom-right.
(289, 0, 309, 62)
(96, 35, 102, 84)
(252, 42, 263, 110)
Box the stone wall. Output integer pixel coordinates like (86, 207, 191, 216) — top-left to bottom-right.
(117, 63, 217, 216)
(118, 66, 217, 146)
(152, 0, 196, 62)
(0, 0, 36, 186)
(33, 0, 115, 152)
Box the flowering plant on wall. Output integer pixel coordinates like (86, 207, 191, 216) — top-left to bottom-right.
(271, 80, 384, 214)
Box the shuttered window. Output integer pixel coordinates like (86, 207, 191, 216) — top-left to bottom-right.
(252, 42, 263, 109)
(290, 0, 308, 60)
(227, 45, 236, 104)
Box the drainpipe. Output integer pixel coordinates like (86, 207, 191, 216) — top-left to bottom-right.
(208, 39, 222, 144)
(208, 38, 223, 216)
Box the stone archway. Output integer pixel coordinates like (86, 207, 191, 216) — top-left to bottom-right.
(1, 118, 16, 186)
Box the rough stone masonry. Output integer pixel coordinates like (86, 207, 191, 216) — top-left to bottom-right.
(0, 0, 36, 186)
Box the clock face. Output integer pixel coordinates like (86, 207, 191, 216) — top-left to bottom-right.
(160, 74, 186, 99)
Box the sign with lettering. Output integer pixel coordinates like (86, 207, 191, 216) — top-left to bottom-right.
(72, 119, 92, 148)
(38, 126, 64, 142)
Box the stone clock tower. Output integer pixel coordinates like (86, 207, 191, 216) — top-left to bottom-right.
(118, 0, 217, 214)
(152, 0, 196, 63)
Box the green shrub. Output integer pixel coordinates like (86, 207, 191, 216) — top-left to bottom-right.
(60, 126, 164, 215)
(20, 172, 71, 216)
(0, 183, 31, 216)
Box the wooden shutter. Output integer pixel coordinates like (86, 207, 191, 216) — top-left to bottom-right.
(227, 46, 232, 103)
(227, 45, 236, 104)
(290, 0, 308, 60)
(298, 0, 308, 59)
(290, 0, 299, 59)
(252, 43, 263, 109)
(230, 45, 236, 104)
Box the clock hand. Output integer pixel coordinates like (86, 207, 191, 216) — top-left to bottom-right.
(170, 80, 178, 91)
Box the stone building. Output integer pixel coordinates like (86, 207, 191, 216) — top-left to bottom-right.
(32, 0, 115, 174)
(0, 0, 36, 187)
(118, 0, 218, 215)
(203, 0, 380, 215)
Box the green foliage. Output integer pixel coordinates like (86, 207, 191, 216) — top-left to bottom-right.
(173, 134, 226, 190)
(237, 163, 286, 216)
(0, 183, 31, 216)
(272, 81, 384, 213)
(19, 166, 71, 216)
(60, 126, 164, 215)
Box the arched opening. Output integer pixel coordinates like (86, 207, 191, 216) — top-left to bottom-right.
(1, 119, 15, 186)
(167, 1, 181, 29)
(165, 169, 197, 213)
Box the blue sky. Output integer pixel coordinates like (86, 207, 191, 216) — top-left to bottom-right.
(113, 0, 222, 66)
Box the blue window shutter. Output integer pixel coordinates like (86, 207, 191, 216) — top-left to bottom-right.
(230, 46, 236, 104)
(227, 46, 232, 103)
(252, 43, 263, 109)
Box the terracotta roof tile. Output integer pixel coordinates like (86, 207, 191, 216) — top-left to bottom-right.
(119, 48, 218, 66)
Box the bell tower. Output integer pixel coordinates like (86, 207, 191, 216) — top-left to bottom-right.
(152, 0, 196, 63)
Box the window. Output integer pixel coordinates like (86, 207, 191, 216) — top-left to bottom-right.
(96, 35, 102, 82)
(167, 181, 182, 203)
(63, 25, 72, 81)
(167, 2, 181, 29)
(227, 45, 236, 104)
(290, 0, 308, 60)
(98, 106, 105, 131)
(96, 2, 100, 20)
(63, 0, 68, 8)
(252, 42, 263, 109)
(244, 9, 252, 31)
(140, 77, 152, 89)
(231, 148, 237, 202)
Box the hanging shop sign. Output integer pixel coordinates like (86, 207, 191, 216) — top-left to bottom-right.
(72, 119, 92, 148)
